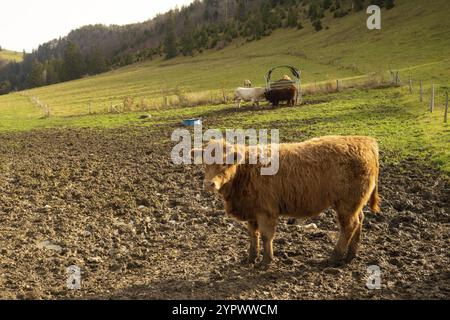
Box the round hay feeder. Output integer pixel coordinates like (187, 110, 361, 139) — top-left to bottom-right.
(265, 65, 302, 104)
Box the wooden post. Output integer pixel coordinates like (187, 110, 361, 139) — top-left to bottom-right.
(390, 71, 400, 85)
(409, 76, 412, 94)
(222, 88, 227, 104)
(430, 84, 435, 113)
(336, 79, 340, 92)
(445, 92, 449, 123)
(161, 89, 167, 108)
(297, 84, 302, 105)
(420, 80, 423, 102)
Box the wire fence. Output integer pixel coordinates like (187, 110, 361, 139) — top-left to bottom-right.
(23, 70, 449, 123)
(396, 71, 449, 123)
(304, 70, 449, 124)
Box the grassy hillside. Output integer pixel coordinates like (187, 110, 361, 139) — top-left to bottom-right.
(0, 0, 448, 117)
(0, 49, 23, 62)
(0, 0, 448, 171)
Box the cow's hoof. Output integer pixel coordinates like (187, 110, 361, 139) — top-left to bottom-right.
(256, 258, 273, 270)
(241, 255, 257, 265)
(344, 252, 358, 263)
(328, 250, 345, 266)
(287, 218, 297, 225)
(327, 258, 344, 267)
(255, 262, 271, 270)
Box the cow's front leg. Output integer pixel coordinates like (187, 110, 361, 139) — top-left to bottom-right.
(243, 221, 259, 264)
(257, 216, 276, 266)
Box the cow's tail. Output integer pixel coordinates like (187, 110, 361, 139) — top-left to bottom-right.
(369, 156, 381, 213)
(369, 182, 381, 213)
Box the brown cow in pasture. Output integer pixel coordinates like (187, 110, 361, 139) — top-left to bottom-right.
(192, 136, 381, 266)
(264, 85, 298, 107)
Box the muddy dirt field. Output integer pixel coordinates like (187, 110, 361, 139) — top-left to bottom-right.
(0, 126, 449, 300)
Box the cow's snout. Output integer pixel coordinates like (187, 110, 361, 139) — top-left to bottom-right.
(203, 180, 218, 192)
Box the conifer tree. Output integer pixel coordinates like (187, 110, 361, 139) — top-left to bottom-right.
(164, 17, 178, 59)
(28, 59, 44, 88)
(62, 41, 85, 80)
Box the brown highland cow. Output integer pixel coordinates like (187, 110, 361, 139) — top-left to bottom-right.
(192, 136, 381, 266)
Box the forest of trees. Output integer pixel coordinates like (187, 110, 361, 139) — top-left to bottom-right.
(0, 0, 395, 95)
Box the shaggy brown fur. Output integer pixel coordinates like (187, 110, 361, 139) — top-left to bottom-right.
(194, 136, 381, 266)
(264, 85, 298, 107)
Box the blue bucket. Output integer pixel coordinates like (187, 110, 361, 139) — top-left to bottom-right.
(182, 118, 202, 126)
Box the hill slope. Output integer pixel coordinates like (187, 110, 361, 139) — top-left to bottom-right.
(1, 0, 448, 117)
(0, 50, 23, 63)
(0, 0, 448, 172)
(1, 0, 388, 93)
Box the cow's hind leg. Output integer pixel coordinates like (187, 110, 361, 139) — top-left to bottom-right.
(257, 216, 277, 266)
(242, 221, 260, 264)
(346, 211, 364, 262)
(330, 203, 363, 264)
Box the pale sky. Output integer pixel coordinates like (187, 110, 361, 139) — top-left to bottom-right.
(0, 0, 194, 52)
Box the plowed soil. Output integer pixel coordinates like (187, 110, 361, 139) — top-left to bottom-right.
(0, 126, 449, 300)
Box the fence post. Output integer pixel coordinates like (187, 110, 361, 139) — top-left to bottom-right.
(409, 76, 412, 94)
(445, 92, 449, 123)
(420, 80, 423, 102)
(430, 84, 435, 113)
(391, 71, 399, 85)
(298, 83, 302, 105)
(161, 89, 168, 108)
(336, 79, 340, 92)
(222, 87, 227, 104)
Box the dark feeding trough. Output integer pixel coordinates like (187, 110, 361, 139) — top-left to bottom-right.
(182, 118, 202, 126)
